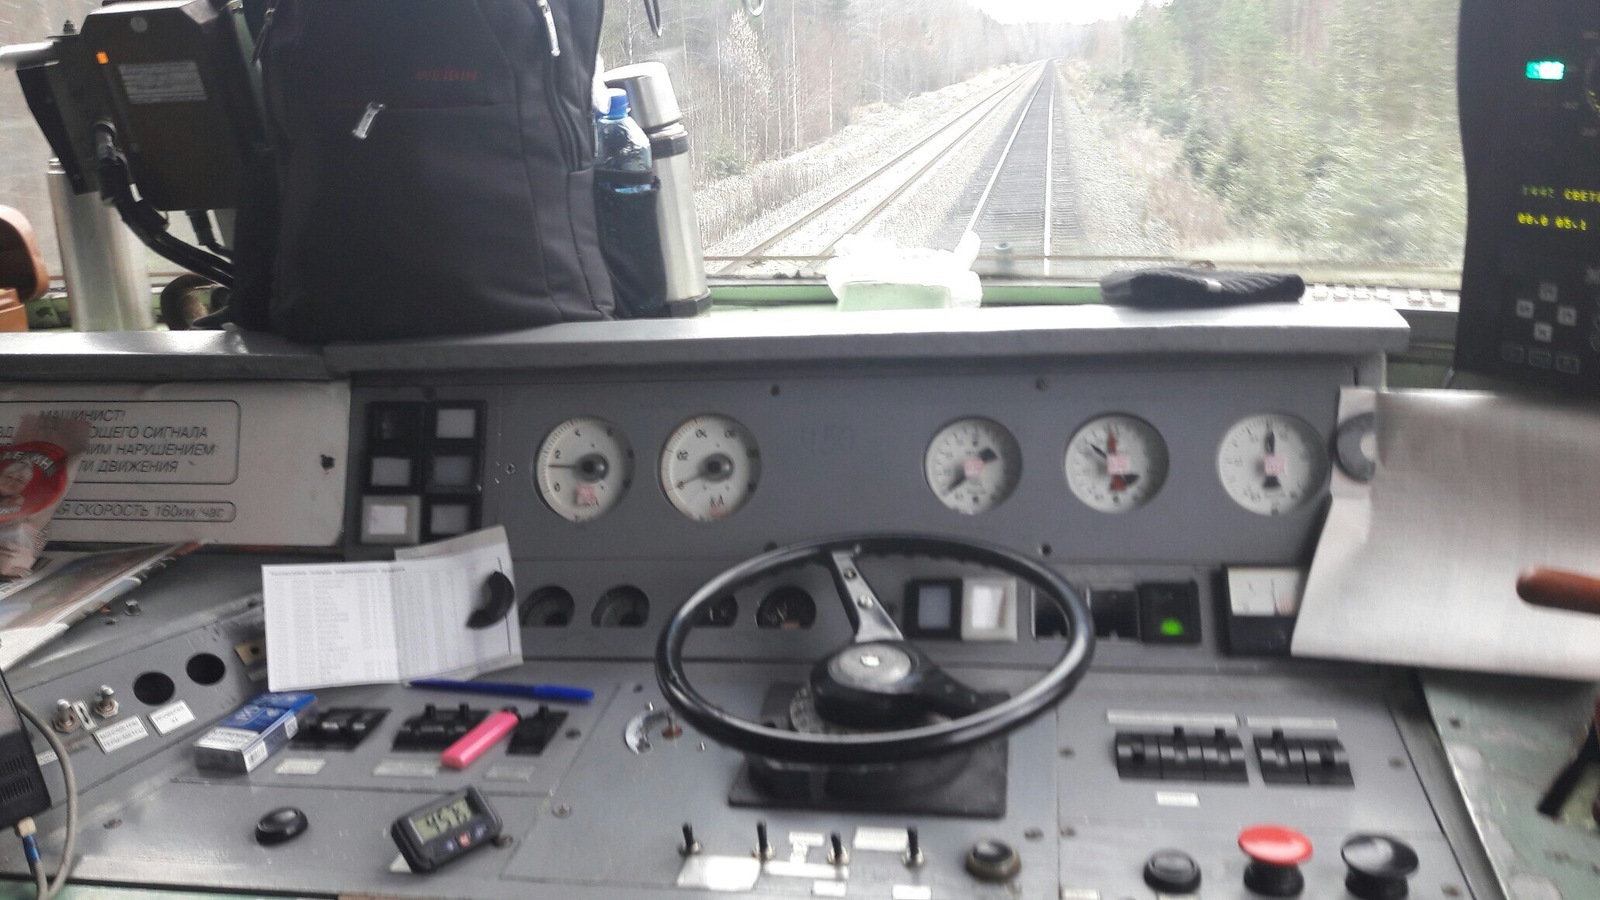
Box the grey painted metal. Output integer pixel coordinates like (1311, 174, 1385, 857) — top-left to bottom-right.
(323, 305, 1409, 375)
(0, 331, 327, 382)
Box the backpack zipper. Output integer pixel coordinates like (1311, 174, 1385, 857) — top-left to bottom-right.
(537, 0, 561, 57)
(539, 2, 581, 170)
(352, 101, 384, 140)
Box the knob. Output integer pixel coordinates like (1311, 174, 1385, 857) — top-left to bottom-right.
(964, 838, 1020, 882)
(1144, 848, 1201, 894)
(1342, 833, 1419, 900)
(1238, 825, 1311, 897)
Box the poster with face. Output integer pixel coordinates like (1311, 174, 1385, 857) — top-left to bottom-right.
(0, 415, 90, 578)
(0, 443, 70, 523)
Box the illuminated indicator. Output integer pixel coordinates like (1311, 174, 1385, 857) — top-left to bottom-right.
(1159, 618, 1186, 637)
(95, 51, 109, 64)
(1526, 60, 1566, 81)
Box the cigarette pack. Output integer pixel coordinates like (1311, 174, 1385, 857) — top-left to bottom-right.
(193, 691, 316, 773)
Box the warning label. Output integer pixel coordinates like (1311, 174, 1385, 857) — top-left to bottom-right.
(118, 61, 208, 104)
(54, 500, 235, 523)
(0, 401, 240, 484)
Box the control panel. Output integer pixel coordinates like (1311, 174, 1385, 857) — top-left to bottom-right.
(0, 306, 1485, 899)
(1456, 0, 1600, 391)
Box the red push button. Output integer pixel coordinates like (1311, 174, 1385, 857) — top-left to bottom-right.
(1239, 825, 1312, 896)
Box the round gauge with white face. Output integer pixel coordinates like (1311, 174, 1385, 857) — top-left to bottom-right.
(1064, 414, 1169, 512)
(660, 415, 762, 521)
(1216, 413, 1329, 515)
(535, 417, 634, 522)
(923, 417, 1022, 515)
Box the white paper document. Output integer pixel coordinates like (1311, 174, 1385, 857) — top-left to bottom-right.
(264, 527, 521, 691)
(1294, 388, 1600, 679)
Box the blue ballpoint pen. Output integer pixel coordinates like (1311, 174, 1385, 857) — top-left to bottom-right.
(408, 678, 594, 704)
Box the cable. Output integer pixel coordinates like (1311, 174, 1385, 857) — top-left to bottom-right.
(642, 0, 662, 36)
(92, 123, 235, 289)
(14, 700, 77, 900)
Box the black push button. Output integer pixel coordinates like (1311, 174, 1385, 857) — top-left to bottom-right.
(1342, 833, 1419, 899)
(1144, 848, 1201, 894)
(1137, 581, 1201, 644)
(255, 807, 308, 845)
(965, 838, 1020, 882)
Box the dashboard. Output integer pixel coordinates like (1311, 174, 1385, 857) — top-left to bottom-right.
(0, 303, 1502, 900)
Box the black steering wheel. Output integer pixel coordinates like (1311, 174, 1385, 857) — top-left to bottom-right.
(655, 534, 1095, 766)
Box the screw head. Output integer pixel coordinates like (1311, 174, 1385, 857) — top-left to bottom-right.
(552, 804, 572, 819)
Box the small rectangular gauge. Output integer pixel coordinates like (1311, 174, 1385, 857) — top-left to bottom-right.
(903, 579, 962, 639)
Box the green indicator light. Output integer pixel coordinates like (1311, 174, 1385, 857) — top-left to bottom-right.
(1159, 617, 1185, 637)
(1526, 60, 1566, 81)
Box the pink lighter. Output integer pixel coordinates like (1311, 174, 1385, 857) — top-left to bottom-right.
(440, 709, 520, 769)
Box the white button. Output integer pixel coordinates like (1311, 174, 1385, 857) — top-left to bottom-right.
(1539, 282, 1560, 302)
(1559, 305, 1579, 326)
(1516, 299, 1536, 318)
(1534, 322, 1555, 342)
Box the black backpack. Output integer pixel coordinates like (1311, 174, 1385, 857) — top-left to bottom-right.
(234, 0, 615, 342)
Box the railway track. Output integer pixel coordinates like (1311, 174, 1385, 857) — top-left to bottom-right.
(712, 63, 1046, 274)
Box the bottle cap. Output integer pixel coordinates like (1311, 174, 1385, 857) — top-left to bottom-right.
(606, 88, 630, 119)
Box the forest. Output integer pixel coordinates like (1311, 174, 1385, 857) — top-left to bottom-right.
(1047, 0, 1463, 267)
(602, 0, 1467, 271)
(599, 0, 1024, 184)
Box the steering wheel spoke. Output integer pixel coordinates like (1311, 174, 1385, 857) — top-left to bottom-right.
(825, 547, 904, 643)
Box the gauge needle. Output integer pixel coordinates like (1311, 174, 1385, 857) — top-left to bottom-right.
(1263, 429, 1281, 490)
(947, 447, 998, 491)
(1107, 431, 1129, 492)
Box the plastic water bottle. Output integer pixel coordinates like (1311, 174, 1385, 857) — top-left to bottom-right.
(595, 88, 652, 194)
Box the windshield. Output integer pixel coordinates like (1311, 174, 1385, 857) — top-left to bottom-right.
(0, 0, 1464, 291)
(602, 0, 1464, 287)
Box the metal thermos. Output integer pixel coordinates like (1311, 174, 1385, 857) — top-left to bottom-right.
(46, 158, 153, 331)
(603, 63, 710, 316)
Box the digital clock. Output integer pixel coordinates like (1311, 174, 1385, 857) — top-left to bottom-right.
(389, 786, 502, 873)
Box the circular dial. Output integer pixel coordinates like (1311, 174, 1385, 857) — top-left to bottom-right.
(1216, 413, 1328, 515)
(756, 586, 816, 629)
(535, 417, 634, 522)
(1064, 414, 1169, 512)
(660, 415, 762, 521)
(923, 417, 1022, 514)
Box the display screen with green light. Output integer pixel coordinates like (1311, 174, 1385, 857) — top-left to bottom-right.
(1526, 60, 1567, 81)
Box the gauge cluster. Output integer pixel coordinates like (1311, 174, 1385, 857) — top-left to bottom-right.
(519, 406, 1328, 523)
(350, 359, 1348, 567)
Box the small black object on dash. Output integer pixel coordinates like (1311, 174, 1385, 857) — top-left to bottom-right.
(1099, 267, 1306, 310)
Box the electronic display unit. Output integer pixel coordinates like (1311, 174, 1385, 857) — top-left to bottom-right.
(1456, 0, 1600, 392)
(389, 787, 502, 873)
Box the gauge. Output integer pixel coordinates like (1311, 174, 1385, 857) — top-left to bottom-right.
(923, 417, 1022, 514)
(755, 586, 816, 629)
(1216, 413, 1329, 515)
(592, 585, 649, 627)
(694, 594, 739, 628)
(660, 415, 761, 521)
(534, 417, 634, 522)
(1064, 414, 1169, 512)
(519, 586, 574, 627)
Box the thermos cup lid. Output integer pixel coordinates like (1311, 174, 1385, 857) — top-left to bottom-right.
(603, 62, 681, 132)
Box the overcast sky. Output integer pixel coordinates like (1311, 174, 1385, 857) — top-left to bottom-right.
(969, 0, 1152, 24)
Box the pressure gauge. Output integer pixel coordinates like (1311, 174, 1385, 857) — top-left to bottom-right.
(923, 417, 1022, 514)
(1064, 414, 1168, 512)
(1216, 413, 1329, 515)
(534, 417, 634, 522)
(660, 415, 762, 521)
